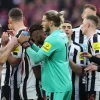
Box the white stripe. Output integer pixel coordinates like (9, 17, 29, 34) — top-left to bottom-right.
(95, 91, 99, 100)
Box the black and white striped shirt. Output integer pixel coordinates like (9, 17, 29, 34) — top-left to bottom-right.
(87, 32, 100, 91)
(19, 49, 38, 100)
(72, 26, 100, 51)
(10, 45, 22, 100)
(1, 45, 22, 100)
(72, 27, 87, 44)
(69, 41, 86, 100)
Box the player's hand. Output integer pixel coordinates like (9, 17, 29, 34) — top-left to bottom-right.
(7, 30, 16, 37)
(10, 37, 18, 46)
(80, 52, 92, 58)
(84, 63, 98, 72)
(18, 34, 30, 45)
(1, 32, 9, 47)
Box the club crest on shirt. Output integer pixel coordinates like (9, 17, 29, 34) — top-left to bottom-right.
(42, 42, 52, 52)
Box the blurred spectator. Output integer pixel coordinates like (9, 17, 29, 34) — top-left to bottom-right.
(0, 0, 100, 32)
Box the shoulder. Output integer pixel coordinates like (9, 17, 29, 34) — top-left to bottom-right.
(72, 26, 81, 32)
(72, 41, 82, 49)
(96, 29, 100, 33)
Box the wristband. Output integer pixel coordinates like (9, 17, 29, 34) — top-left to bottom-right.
(28, 38, 34, 46)
(21, 42, 31, 49)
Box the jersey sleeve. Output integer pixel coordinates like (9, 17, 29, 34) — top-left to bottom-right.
(88, 34, 100, 56)
(39, 37, 57, 57)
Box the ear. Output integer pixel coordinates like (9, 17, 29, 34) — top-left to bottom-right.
(8, 18, 12, 24)
(88, 23, 90, 28)
(81, 13, 84, 20)
(23, 17, 26, 23)
(49, 21, 54, 26)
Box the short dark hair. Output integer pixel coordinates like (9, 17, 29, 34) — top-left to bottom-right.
(8, 8, 23, 21)
(64, 20, 71, 24)
(29, 22, 43, 36)
(83, 4, 97, 12)
(44, 10, 61, 27)
(86, 15, 99, 27)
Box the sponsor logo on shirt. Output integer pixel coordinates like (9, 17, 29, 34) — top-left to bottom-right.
(42, 42, 52, 52)
(92, 42, 100, 50)
(79, 52, 84, 60)
(12, 45, 20, 53)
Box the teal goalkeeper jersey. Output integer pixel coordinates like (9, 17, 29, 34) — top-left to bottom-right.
(39, 29, 72, 92)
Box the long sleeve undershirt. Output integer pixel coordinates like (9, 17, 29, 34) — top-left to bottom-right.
(31, 44, 40, 52)
(26, 47, 47, 64)
(89, 56, 100, 72)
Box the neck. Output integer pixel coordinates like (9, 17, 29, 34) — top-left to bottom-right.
(86, 28, 96, 38)
(68, 37, 72, 43)
(50, 26, 59, 34)
(13, 22, 25, 33)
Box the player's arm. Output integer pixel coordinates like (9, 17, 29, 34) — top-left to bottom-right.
(29, 39, 40, 52)
(18, 34, 56, 63)
(7, 45, 22, 66)
(0, 46, 14, 65)
(69, 60, 83, 75)
(7, 54, 21, 66)
(0, 37, 18, 65)
(31, 43, 40, 52)
(26, 46, 47, 64)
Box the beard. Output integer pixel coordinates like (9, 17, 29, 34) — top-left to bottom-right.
(45, 27, 50, 33)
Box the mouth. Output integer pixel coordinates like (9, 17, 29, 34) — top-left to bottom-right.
(66, 32, 69, 35)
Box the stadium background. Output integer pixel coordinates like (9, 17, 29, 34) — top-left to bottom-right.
(0, 0, 100, 33)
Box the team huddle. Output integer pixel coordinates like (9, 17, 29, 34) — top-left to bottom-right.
(0, 3, 100, 100)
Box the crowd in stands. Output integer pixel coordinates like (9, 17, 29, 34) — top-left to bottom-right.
(0, 0, 100, 31)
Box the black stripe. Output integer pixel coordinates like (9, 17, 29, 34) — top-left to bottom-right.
(87, 73, 89, 92)
(42, 90, 46, 97)
(36, 79, 42, 99)
(23, 52, 29, 99)
(71, 31, 75, 41)
(88, 40, 92, 55)
(14, 67, 20, 100)
(90, 71, 95, 91)
(50, 93, 54, 100)
(71, 72, 75, 100)
(79, 30, 84, 43)
(5, 61, 10, 85)
(73, 49, 77, 63)
(71, 49, 77, 100)
(79, 75, 86, 100)
(97, 32, 100, 35)
(16, 29, 25, 38)
(99, 92, 100, 100)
